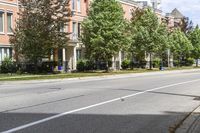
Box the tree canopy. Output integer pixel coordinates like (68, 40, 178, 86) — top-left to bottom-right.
(169, 28, 193, 60)
(187, 25, 200, 66)
(130, 8, 169, 69)
(81, 0, 129, 69)
(10, 0, 71, 67)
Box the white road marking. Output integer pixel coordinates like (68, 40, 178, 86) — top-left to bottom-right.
(2, 78, 200, 133)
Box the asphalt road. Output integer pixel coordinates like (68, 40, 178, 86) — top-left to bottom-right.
(1, 70, 200, 133)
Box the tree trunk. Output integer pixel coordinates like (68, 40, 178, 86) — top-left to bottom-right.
(106, 61, 109, 72)
(34, 59, 39, 74)
(131, 52, 134, 69)
(149, 53, 152, 70)
(196, 59, 198, 67)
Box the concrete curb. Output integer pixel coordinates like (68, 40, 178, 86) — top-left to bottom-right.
(1, 69, 200, 85)
(176, 105, 200, 133)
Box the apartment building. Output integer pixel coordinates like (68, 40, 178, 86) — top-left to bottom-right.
(164, 8, 186, 32)
(55, 0, 90, 71)
(0, 0, 18, 63)
(0, 0, 160, 71)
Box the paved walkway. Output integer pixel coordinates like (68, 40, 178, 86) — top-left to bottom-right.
(176, 103, 200, 133)
(1, 69, 200, 85)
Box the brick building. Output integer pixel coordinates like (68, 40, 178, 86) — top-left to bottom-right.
(0, 0, 18, 63)
(1, 0, 174, 71)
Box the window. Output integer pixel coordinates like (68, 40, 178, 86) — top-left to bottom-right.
(78, 23, 81, 37)
(72, 0, 76, 10)
(66, 22, 69, 32)
(77, 0, 81, 12)
(7, 12, 13, 33)
(72, 22, 77, 40)
(9, 48, 12, 59)
(129, 8, 133, 16)
(0, 48, 12, 62)
(60, 23, 65, 32)
(0, 48, 2, 63)
(72, 22, 76, 34)
(0, 11, 4, 33)
(76, 49, 81, 61)
(58, 49, 63, 67)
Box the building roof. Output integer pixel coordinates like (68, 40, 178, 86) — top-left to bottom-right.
(119, 0, 138, 6)
(171, 8, 184, 19)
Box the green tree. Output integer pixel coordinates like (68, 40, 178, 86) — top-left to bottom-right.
(10, 0, 71, 72)
(188, 25, 200, 67)
(129, 8, 146, 64)
(169, 28, 193, 66)
(130, 8, 168, 69)
(81, 0, 129, 71)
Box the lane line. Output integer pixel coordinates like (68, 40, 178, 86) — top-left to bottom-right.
(2, 78, 200, 133)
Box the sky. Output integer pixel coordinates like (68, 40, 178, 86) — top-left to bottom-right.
(161, 0, 200, 26)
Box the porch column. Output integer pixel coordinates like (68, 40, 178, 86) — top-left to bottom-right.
(170, 54, 174, 67)
(112, 56, 115, 70)
(62, 48, 66, 72)
(119, 51, 122, 70)
(66, 47, 73, 71)
(2, 48, 5, 60)
(167, 49, 170, 67)
(145, 52, 150, 69)
(50, 49, 53, 61)
(73, 46, 77, 70)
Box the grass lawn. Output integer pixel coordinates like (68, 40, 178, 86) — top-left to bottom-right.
(0, 66, 199, 81)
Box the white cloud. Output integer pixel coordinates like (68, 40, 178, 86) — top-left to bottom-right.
(161, 0, 200, 25)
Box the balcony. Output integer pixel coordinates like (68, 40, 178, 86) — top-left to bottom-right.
(69, 33, 80, 43)
(154, 8, 162, 14)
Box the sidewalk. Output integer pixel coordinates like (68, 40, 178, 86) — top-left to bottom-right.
(1, 68, 200, 85)
(176, 104, 200, 133)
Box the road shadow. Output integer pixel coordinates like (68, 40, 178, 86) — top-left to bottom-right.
(115, 88, 200, 100)
(0, 111, 192, 133)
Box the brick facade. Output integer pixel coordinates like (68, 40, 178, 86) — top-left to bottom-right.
(0, 0, 18, 62)
(1, 0, 175, 71)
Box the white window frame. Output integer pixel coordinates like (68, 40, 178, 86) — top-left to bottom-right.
(0, 48, 2, 63)
(78, 22, 81, 37)
(72, 0, 76, 11)
(7, 11, 13, 34)
(59, 23, 65, 32)
(77, 0, 81, 13)
(0, 10, 5, 34)
(72, 21, 77, 40)
(66, 22, 69, 32)
(72, 21, 76, 34)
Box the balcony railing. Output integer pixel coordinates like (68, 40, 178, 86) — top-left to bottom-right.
(69, 33, 79, 42)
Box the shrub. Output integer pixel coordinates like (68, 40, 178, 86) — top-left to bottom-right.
(77, 60, 86, 72)
(40, 61, 57, 73)
(130, 60, 147, 69)
(121, 59, 130, 70)
(85, 60, 96, 71)
(184, 58, 194, 66)
(16, 70, 23, 75)
(153, 59, 160, 68)
(0, 57, 17, 73)
(173, 60, 180, 67)
(77, 60, 114, 71)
